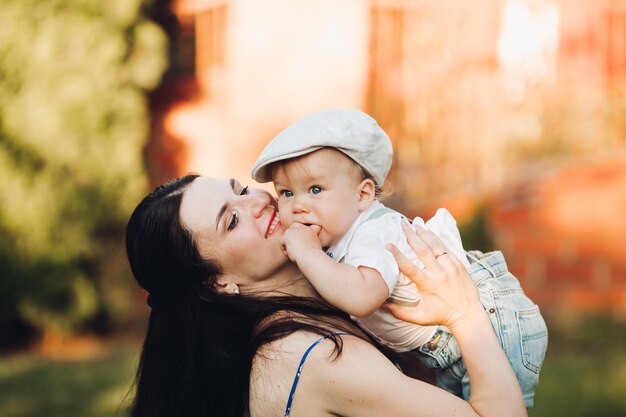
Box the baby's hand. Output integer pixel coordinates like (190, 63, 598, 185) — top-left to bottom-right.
(281, 223, 322, 262)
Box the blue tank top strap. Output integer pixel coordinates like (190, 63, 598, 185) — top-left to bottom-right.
(284, 333, 346, 417)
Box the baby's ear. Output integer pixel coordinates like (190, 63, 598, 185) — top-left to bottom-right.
(357, 179, 376, 211)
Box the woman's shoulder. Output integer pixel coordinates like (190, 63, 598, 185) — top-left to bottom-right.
(249, 331, 401, 416)
(252, 331, 343, 369)
(250, 330, 440, 417)
(249, 331, 345, 416)
(254, 330, 379, 363)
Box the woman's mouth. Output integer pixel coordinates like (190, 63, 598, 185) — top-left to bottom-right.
(265, 210, 281, 238)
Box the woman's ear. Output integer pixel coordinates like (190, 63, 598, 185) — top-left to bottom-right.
(213, 280, 240, 295)
(357, 179, 376, 211)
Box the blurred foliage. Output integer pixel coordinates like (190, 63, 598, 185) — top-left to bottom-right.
(0, 0, 167, 342)
(542, 313, 626, 356)
(458, 204, 495, 253)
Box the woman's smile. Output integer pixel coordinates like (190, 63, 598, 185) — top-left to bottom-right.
(265, 208, 282, 238)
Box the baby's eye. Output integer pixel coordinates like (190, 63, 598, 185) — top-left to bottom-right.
(239, 186, 249, 195)
(281, 190, 293, 198)
(227, 213, 238, 231)
(310, 186, 322, 195)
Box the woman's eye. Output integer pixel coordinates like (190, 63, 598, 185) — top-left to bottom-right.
(227, 213, 238, 231)
(239, 186, 249, 196)
(281, 190, 293, 198)
(310, 186, 322, 195)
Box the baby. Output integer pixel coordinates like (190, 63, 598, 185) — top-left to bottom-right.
(251, 109, 547, 407)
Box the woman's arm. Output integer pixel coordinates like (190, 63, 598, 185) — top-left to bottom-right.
(385, 222, 527, 416)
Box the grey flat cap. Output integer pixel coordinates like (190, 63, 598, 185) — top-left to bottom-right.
(251, 109, 393, 185)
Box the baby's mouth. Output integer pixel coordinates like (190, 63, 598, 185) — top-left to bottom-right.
(265, 211, 281, 238)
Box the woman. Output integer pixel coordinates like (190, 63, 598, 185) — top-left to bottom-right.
(126, 174, 526, 417)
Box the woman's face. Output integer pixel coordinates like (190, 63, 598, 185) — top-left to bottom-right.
(179, 177, 288, 290)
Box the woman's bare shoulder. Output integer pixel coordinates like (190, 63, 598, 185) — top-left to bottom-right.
(253, 331, 380, 367)
(249, 331, 345, 417)
(251, 332, 391, 414)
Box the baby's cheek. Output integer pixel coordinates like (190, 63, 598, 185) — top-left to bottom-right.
(277, 206, 293, 228)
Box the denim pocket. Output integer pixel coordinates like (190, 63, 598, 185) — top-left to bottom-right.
(516, 306, 548, 374)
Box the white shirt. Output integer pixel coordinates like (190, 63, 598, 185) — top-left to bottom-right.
(326, 201, 469, 352)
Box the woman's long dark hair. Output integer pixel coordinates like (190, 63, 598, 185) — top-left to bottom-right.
(125, 175, 376, 417)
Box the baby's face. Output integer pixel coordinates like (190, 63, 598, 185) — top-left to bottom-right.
(272, 148, 368, 247)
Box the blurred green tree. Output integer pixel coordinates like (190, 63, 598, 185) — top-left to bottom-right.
(0, 0, 167, 344)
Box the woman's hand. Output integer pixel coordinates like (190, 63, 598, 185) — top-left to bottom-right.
(384, 222, 484, 332)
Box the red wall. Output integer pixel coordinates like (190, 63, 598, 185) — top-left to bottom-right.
(487, 155, 626, 316)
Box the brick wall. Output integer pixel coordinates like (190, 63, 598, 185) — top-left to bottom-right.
(487, 155, 626, 316)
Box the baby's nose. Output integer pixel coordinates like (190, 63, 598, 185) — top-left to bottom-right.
(292, 194, 310, 213)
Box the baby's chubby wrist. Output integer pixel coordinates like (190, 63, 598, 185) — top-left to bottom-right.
(289, 244, 325, 264)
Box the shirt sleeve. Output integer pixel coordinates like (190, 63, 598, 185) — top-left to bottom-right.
(342, 214, 406, 295)
(413, 208, 470, 269)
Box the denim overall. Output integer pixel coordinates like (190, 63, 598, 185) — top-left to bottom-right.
(414, 250, 548, 408)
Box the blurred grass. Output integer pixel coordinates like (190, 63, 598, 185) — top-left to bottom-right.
(530, 352, 626, 417)
(0, 315, 625, 417)
(0, 343, 137, 417)
(529, 314, 626, 417)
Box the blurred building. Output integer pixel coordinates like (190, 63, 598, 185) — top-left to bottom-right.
(147, 0, 626, 316)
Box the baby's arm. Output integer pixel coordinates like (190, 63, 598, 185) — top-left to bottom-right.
(282, 223, 389, 317)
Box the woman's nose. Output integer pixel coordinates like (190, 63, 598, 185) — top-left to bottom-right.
(239, 191, 271, 217)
